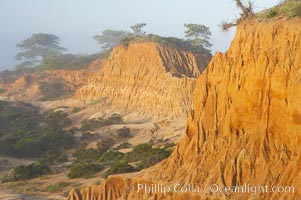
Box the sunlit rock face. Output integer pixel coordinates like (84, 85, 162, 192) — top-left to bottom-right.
(74, 42, 209, 118)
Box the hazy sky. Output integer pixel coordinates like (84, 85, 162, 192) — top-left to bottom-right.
(0, 0, 280, 70)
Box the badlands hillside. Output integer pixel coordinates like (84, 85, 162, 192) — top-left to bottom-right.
(74, 42, 209, 118)
(67, 18, 301, 200)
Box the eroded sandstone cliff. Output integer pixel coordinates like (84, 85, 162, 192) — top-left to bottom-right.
(67, 18, 301, 200)
(0, 69, 97, 101)
(74, 42, 209, 118)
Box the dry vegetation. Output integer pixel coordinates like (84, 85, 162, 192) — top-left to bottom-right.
(221, 0, 301, 31)
(258, 0, 301, 20)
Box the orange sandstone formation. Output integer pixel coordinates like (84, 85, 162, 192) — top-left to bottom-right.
(74, 42, 208, 118)
(68, 18, 301, 200)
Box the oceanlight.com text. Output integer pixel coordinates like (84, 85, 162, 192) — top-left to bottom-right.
(210, 184, 295, 196)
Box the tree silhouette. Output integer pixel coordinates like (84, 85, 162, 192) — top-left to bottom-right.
(15, 33, 66, 68)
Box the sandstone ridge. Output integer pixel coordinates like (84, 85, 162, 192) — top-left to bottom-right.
(68, 18, 301, 200)
(0, 69, 98, 101)
(74, 42, 208, 118)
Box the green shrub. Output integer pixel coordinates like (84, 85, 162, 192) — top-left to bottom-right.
(80, 113, 123, 131)
(283, 0, 301, 17)
(46, 182, 70, 193)
(0, 100, 75, 158)
(113, 127, 131, 138)
(104, 161, 135, 178)
(2, 161, 51, 182)
(266, 8, 278, 18)
(291, 3, 301, 17)
(97, 144, 173, 179)
(261, 0, 301, 19)
(107, 113, 123, 123)
(41, 52, 109, 70)
(125, 143, 152, 162)
(123, 143, 172, 170)
(136, 148, 171, 170)
(164, 143, 176, 149)
(80, 132, 99, 141)
(0, 101, 39, 135)
(98, 150, 124, 164)
(72, 107, 82, 113)
(43, 110, 72, 128)
(11, 127, 75, 157)
(39, 81, 72, 101)
(98, 138, 115, 152)
(73, 148, 102, 163)
(40, 151, 68, 165)
(120, 35, 135, 47)
(73, 139, 114, 163)
(67, 162, 103, 179)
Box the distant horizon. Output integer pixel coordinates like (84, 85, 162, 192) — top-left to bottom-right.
(0, 0, 279, 71)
